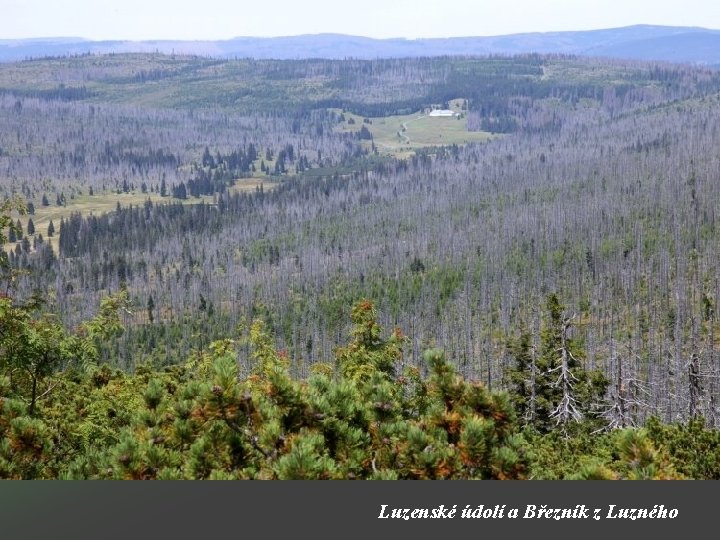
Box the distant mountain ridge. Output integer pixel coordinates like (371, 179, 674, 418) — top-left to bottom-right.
(2, 25, 720, 65)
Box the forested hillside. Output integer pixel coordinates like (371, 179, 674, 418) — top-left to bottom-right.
(2, 53, 720, 478)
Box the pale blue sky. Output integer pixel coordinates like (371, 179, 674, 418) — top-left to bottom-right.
(2, 0, 720, 40)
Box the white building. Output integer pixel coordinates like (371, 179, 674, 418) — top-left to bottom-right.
(429, 109, 459, 117)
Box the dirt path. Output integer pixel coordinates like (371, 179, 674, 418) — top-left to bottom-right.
(398, 115, 427, 145)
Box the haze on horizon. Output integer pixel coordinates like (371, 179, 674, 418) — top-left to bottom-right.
(2, 0, 720, 41)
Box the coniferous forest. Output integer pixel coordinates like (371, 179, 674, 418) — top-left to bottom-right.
(2, 53, 720, 478)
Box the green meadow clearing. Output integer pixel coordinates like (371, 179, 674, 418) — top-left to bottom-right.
(334, 99, 495, 158)
(3, 178, 274, 255)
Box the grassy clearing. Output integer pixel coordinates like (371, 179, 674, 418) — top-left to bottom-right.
(229, 178, 278, 193)
(334, 99, 494, 158)
(2, 178, 270, 255)
(3, 170, 310, 262)
(3, 191, 200, 255)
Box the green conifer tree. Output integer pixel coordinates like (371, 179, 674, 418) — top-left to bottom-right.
(509, 294, 608, 434)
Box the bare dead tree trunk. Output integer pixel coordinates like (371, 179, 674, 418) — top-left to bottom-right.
(688, 352, 703, 419)
(549, 317, 582, 433)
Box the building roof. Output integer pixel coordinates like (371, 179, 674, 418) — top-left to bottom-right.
(429, 109, 458, 117)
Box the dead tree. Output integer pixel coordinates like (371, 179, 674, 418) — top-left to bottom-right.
(548, 317, 583, 432)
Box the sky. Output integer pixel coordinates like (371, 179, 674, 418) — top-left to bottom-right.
(2, 0, 720, 41)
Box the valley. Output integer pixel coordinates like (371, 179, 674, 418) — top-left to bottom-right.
(3, 51, 720, 478)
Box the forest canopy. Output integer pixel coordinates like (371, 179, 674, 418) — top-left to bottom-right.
(2, 53, 720, 478)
